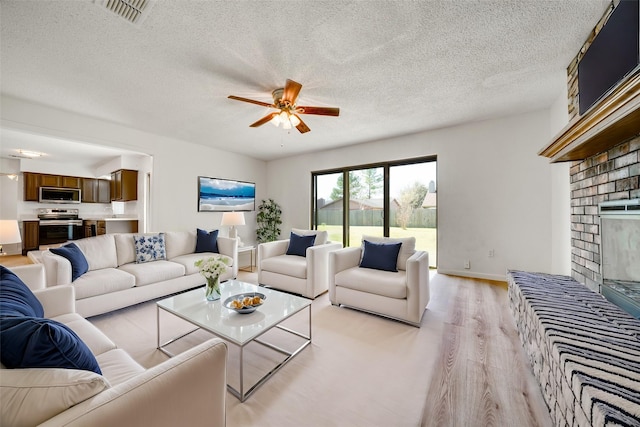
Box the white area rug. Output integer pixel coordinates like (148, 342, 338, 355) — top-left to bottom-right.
(89, 272, 439, 426)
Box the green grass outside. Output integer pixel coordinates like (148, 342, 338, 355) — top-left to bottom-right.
(317, 225, 437, 267)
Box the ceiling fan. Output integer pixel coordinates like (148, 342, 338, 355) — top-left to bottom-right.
(228, 79, 339, 134)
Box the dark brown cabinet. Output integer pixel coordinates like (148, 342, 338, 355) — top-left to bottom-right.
(23, 172, 40, 201)
(111, 169, 137, 202)
(82, 178, 111, 203)
(62, 176, 81, 189)
(21, 221, 39, 255)
(25, 172, 110, 203)
(83, 220, 106, 237)
(40, 174, 61, 187)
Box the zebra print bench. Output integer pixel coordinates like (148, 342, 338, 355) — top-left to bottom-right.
(507, 270, 640, 427)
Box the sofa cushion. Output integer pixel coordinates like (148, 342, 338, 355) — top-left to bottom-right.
(286, 232, 316, 257)
(119, 260, 185, 286)
(0, 266, 44, 318)
(134, 233, 167, 263)
(71, 268, 135, 300)
(0, 367, 110, 427)
(51, 313, 117, 357)
(0, 316, 101, 374)
(165, 230, 197, 259)
(195, 228, 219, 253)
(172, 253, 233, 275)
(360, 240, 402, 272)
(335, 267, 407, 299)
(292, 228, 328, 245)
(114, 233, 136, 266)
(50, 243, 89, 281)
(361, 235, 416, 271)
(95, 348, 145, 386)
(260, 255, 307, 279)
(74, 234, 118, 271)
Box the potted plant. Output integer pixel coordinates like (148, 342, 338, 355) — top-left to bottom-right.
(256, 199, 282, 243)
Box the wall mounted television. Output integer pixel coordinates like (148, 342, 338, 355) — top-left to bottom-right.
(578, 0, 639, 115)
(197, 176, 255, 212)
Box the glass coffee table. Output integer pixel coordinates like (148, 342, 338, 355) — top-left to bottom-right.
(157, 280, 312, 401)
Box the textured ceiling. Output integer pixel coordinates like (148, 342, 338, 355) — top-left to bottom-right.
(0, 0, 610, 163)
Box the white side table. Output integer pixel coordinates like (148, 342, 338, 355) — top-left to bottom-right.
(237, 245, 255, 272)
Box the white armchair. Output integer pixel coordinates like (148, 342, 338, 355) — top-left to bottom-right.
(258, 229, 342, 299)
(328, 236, 430, 326)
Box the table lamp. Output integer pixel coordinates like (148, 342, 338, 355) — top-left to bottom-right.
(0, 220, 22, 256)
(221, 212, 245, 245)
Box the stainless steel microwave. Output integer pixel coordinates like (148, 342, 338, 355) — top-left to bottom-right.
(39, 187, 81, 204)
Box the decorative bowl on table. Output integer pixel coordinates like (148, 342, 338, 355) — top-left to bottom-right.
(223, 292, 267, 314)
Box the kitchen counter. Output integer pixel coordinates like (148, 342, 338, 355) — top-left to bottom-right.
(81, 217, 139, 221)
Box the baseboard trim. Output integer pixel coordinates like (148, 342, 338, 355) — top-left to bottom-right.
(436, 269, 506, 282)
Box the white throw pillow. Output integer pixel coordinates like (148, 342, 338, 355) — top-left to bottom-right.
(0, 368, 110, 427)
(361, 235, 416, 271)
(291, 228, 328, 245)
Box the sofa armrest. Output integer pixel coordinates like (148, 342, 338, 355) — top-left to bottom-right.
(257, 239, 289, 266)
(10, 264, 46, 291)
(405, 251, 430, 323)
(40, 338, 228, 427)
(328, 247, 362, 303)
(41, 250, 73, 286)
(217, 236, 239, 278)
(306, 242, 343, 298)
(33, 285, 76, 318)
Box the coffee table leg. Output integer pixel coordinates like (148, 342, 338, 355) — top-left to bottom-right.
(239, 345, 244, 401)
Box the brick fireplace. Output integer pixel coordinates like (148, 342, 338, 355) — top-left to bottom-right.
(569, 134, 640, 291)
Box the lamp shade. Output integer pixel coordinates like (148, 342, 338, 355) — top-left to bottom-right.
(220, 212, 246, 226)
(0, 220, 22, 244)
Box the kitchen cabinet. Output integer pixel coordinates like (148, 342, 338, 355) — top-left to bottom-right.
(40, 174, 61, 187)
(111, 169, 138, 202)
(97, 179, 111, 203)
(21, 221, 39, 255)
(62, 176, 81, 189)
(82, 178, 111, 203)
(23, 172, 40, 201)
(83, 220, 106, 237)
(24, 172, 83, 201)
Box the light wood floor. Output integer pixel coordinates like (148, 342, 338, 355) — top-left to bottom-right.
(420, 274, 551, 427)
(88, 271, 551, 426)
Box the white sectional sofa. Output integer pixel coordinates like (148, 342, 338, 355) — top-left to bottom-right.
(0, 264, 228, 427)
(41, 231, 238, 317)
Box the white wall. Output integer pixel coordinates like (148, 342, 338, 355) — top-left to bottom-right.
(548, 90, 572, 275)
(268, 109, 559, 281)
(1, 97, 267, 245)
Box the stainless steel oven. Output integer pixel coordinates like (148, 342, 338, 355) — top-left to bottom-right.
(37, 208, 83, 245)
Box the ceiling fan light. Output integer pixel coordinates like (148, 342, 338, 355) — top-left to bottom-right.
(279, 111, 289, 121)
(289, 114, 301, 127)
(282, 120, 292, 130)
(270, 114, 281, 126)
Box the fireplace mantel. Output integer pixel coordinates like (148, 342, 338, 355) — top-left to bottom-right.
(539, 72, 640, 163)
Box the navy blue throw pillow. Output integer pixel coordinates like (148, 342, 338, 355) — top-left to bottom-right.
(0, 266, 44, 318)
(359, 240, 402, 272)
(50, 243, 88, 281)
(0, 316, 101, 375)
(286, 232, 316, 257)
(195, 229, 219, 253)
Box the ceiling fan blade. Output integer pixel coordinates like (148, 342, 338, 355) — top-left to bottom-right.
(295, 115, 311, 134)
(282, 79, 302, 104)
(250, 112, 278, 127)
(297, 106, 340, 116)
(228, 95, 273, 108)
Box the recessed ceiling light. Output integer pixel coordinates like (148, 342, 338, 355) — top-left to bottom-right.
(17, 150, 45, 158)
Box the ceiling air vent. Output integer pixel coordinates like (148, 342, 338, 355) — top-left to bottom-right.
(94, 0, 156, 26)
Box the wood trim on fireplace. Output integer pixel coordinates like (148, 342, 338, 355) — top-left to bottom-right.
(539, 72, 640, 163)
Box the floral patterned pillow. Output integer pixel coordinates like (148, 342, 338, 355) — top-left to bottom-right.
(133, 233, 167, 264)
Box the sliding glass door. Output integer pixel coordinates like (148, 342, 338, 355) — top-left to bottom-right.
(312, 156, 437, 267)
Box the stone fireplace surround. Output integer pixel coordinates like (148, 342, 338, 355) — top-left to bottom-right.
(570, 134, 640, 291)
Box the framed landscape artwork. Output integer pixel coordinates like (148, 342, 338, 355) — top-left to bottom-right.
(197, 176, 256, 212)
